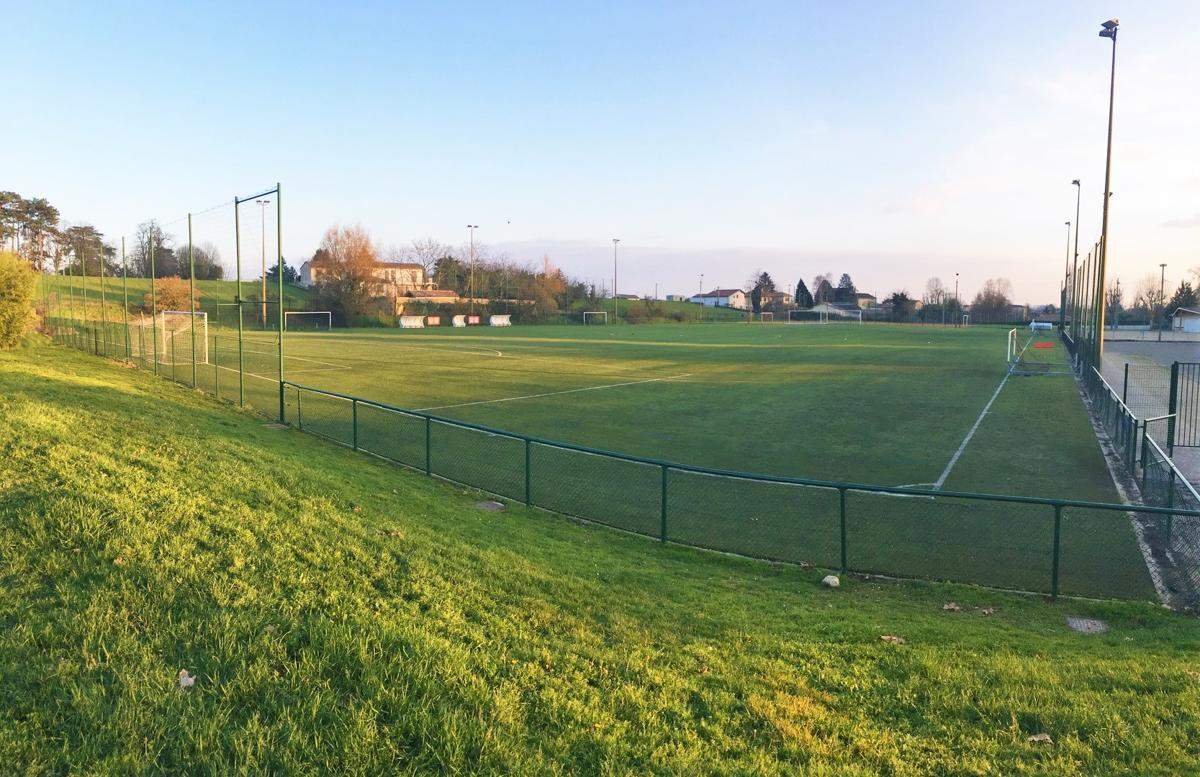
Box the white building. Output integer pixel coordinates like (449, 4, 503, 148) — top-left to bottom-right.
(1172, 307, 1200, 334)
(689, 288, 749, 310)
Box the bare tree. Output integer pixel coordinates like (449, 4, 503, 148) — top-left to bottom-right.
(312, 224, 381, 323)
(923, 277, 947, 306)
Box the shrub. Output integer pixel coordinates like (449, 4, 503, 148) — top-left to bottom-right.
(142, 276, 199, 313)
(0, 252, 36, 349)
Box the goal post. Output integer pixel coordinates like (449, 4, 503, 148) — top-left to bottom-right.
(583, 311, 609, 325)
(1007, 328, 1020, 364)
(284, 311, 332, 331)
(789, 309, 827, 324)
(758, 312, 774, 323)
(131, 311, 208, 365)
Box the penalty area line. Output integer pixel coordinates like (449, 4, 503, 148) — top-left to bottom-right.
(415, 373, 693, 412)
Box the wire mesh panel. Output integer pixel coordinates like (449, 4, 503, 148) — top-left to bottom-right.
(530, 443, 661, 536)
(1123, 364, 1171, 419)
(846, 490, 1053, 593)
(429, 421, 524, 500)
(1058, 505, 1159, 600)
(666, 471, 841, 567)
(291, 388, 354, 446)
(1174, 363, 1200, 448)
(357, 403, 426, 469)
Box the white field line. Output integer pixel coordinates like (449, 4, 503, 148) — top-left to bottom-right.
(930, 335, 1031, 490)
(415, 373, 693, 412)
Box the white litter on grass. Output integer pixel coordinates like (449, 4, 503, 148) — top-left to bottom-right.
(821, 574, 840, 588)
(178, 669, 195, 689)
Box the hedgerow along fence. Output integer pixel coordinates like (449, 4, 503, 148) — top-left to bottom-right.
(37, 301, 1200, 604)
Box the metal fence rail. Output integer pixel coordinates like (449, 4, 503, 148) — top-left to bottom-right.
(42, 313, 1200, 604)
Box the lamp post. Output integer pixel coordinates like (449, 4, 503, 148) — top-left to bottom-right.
(1159, 263, 1167, 342)
(466, 224, 478, 317)
(1070, 179, 1081, 340)
(612, 238, 620, 323)
(1061, 220, 1071, 327)
(256, 199, 269, 327)
(1094, 18, 1119, 367)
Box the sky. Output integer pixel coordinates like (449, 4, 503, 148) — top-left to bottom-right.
(5, 1, 1199, 304)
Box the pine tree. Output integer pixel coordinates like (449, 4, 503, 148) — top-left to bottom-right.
(795, 279, 814, 308)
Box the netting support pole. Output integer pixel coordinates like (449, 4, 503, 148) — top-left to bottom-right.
(1051, 505, 1062, 600)
(276, 183, 286, 423)
(525, 438, 532, 506)
(99, 239, 107, 347)
(424, 417, 432, 476)
(352, 399, 359, 451)
(839, 488, 848, 573)
(660, 465, 668, 543)
(234, 198, 245, 406)
(150, 234, 158, 375)
(121, 237, 129, 357)
(188, 213, 197, 388)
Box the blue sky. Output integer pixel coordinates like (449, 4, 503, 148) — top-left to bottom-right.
(6, 2, 1199, 303)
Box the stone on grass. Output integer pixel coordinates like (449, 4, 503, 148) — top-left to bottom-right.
(821, 574, 840, 588)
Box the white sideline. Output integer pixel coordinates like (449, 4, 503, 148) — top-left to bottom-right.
(415, 373, 693, 412)
(930, 335, 1032, 490)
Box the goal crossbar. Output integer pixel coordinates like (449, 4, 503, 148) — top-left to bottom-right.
(284, 311, 332, 330)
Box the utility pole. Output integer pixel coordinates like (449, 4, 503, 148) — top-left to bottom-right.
(954, 273, 960, 326)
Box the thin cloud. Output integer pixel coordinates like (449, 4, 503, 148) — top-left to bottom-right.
(1163, 214, 1200, 229)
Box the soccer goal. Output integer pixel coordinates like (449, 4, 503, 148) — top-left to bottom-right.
(132, 311, 208, 364)
(284, 311, 332, 331)
(827, 308, 863, 324)
(758, 312, 774, 323)
(583, 311, 609, 325)
(789, 309, 827, 324)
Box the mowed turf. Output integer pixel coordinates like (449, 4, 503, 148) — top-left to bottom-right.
(4, 340, 1200, 773)
(52, 319, 1156, 599)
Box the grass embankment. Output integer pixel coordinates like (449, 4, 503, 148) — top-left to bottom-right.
(2, 341, 1200, 773)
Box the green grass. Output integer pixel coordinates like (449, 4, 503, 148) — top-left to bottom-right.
(3, 340, 1200, 773)
(47, 319, 1157, 599)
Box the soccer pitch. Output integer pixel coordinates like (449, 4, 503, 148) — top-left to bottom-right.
(194, 322, 1155, 599)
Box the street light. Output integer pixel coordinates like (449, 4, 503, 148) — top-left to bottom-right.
(1159, 263, 1167, 342)
(256, 199, 269, 327)
(954, 272, 959, 326)
(1094, 18, 1119, 367)
(466, 225, 478, 316)
(612, 238, 620, 323)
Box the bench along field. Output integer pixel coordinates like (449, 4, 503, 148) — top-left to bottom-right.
(194, 322, 1151, 601)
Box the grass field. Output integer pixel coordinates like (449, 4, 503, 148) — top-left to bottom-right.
(50, 317, 1159, 599)
(4, 340, 1200, 773)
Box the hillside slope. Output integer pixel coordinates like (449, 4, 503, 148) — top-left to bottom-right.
(1, 341, 1199, 773)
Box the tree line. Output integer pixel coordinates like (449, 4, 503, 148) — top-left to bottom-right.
(1, 191, 225, 280)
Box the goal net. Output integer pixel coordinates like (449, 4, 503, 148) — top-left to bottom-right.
(583, 311, 609, 325)
(1008, 327, 1070, 376)
(758, 312, 774, 323)
(284, 311, 332, 331)
(131, 311, 208, 365)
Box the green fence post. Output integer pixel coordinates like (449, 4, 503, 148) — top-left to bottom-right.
(276, 183, 286, 424)
(1166, 470, 1176, 548)
(839, 488, 848, 573)
(1168, 362, 1179, 456)
(213, 335, 220, 400)
(1051, 505, 1062, 600)
(188, 212, 197, 388)
(1122, 362, 1129, 404)
(296, 387, 302, 429)
(352, 399, 359, 450)
(525, 438, 533, 506)
(149, 236, 158, 375)
(234, 196, 245, 407)
(660, 465, 669, 543)
(121, 237, 129, 357)
(424, 416, 432, 476)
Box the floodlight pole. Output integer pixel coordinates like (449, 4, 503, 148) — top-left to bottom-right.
(1070, 180, 1081, 341)
(954, 273, 959, 327)
(1158, 263, 1167, 342)
(1094, 18, 1119, 368)
(612, 238, 620, 323)
(467, 224, 478, 317)
(188, 213, 197, 388)
(1060, 221, 1071, 328)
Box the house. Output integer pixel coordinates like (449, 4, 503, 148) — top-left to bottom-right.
(761, 290, 793, 308)
(689, 288, 749, 310)
(1172, 307, 1200, 333)
(299, 256, 437, 294)
(854, 292, 877, 309)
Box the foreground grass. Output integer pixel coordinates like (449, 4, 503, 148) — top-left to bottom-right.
(2, 342, 1200, 773)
